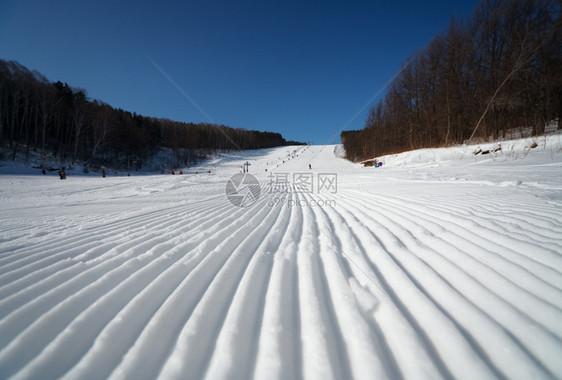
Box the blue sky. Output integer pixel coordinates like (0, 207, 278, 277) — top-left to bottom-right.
(0, 0, 479, 144)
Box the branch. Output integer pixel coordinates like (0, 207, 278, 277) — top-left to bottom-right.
(469, 40, 528, 141)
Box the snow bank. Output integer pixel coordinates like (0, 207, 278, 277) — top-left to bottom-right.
(375, 133, 562, 168)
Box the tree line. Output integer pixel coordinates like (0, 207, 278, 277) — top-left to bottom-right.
(342, 0, 561, 162)
(0, 59, 304, 170)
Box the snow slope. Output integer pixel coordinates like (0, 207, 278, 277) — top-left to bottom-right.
(1, 138, 562, 380)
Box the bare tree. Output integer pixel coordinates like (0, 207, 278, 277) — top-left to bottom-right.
(38, 84, 56, 164)
(71, 89, 89, 164)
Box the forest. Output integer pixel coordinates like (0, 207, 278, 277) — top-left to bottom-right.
(0, 59, 303, 170)
(342, 0, 561, 162)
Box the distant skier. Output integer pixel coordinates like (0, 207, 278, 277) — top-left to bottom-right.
(170, 169, 175, 175)
(179, 170, 183, 175)
(102, 168, 106, 178)
(308, 163, 312, 170)
(59, 167, 66, 180)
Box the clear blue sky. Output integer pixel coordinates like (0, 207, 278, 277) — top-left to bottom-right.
(0, 0, 479, 144)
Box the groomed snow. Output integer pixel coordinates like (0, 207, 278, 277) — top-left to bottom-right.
(1, 136, 562, 379)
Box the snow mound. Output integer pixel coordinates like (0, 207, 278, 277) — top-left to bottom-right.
(375, 134, 562, 168)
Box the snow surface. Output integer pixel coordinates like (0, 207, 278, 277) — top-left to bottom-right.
(1, 136, 562, 380)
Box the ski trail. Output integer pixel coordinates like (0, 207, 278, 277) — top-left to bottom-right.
(336, 190, 559, 377)
(0, 201, 241, 351)
(345, 189, 562, 298)
(317, 194, 445, 379)
(366, 191, 562, 279)
(293, 193, 351, 380)
(1, 143, 562, 379)
(323, 194, 500, 379)
(291, 191, 392, 380)
(253, 191, 303, 380)
(156, 194, 287, 379)
(108, 196, 277, 379)
(203, 192, 294, 380)
(307, 192, 403, 380)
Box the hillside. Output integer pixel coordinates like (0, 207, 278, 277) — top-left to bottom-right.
(341, 0, 561, 162)
(0, 59, 303, 173)
(0, 138, 561, 379)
